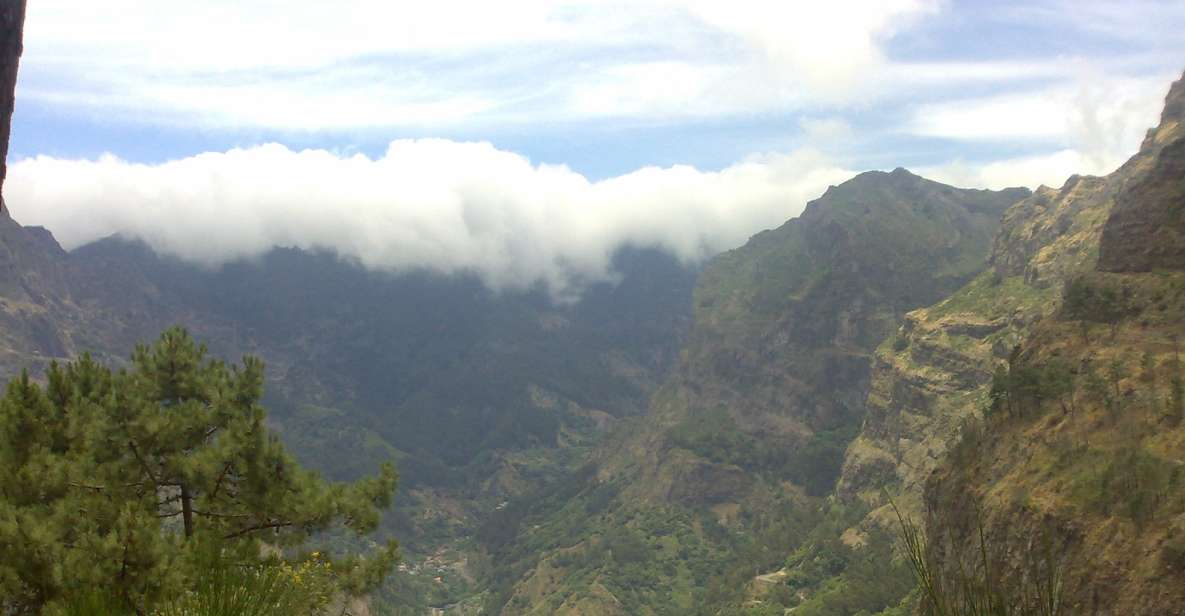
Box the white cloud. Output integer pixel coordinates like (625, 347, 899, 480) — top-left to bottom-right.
(906, 72, 1171, 188)
(19, 0, 942, 129)
(16, 0, 1185, 135)
(907, 76, 1165, 142)
(11, 0, 1184, 284)
(685, 0, 940, 101)
(25, 1, 576, 72)
(910, 92, 1074, 140)
(6, 141, 854, 300)
(888, 60, 1071, 85)
(799, 117, 856, 145)
(917, 150, 1094, 191)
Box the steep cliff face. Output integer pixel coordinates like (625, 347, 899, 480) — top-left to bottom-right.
(0, 216, 80, 371)
(838, 173, 1118, 528)
(838, 72, 1185, 532)
(925, 270, 1185, 616)
(489, 171, 1028, 615)
(919, 72, 1185, 615)
(685, 170, 1027, 434)
(1098, 72, 1185, 272)
(611, 171, 1026, 507)
(990, 175, 1114, 285)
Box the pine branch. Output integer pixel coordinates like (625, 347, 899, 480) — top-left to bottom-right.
(222, 519, 297, 539)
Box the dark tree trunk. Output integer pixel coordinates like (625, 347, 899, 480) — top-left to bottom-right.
(180, 484, 195, 538)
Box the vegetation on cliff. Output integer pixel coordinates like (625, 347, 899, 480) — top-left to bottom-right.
(480, 171, 1028, 614)
(921, 72, 1185, 615)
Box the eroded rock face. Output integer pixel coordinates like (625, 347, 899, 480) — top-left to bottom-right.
(0, 0, 25, 209)
(621, 171, 1027, 505)
(1098, 72, 1185, 272)
(838, 177, 1120, 526)
(839, 72, 1185, 536)
(917, 72, 1185, 615)
(923, 268, 1185, 615)
(991, 176, 1115, 286)
(493, 170, 1030, 614)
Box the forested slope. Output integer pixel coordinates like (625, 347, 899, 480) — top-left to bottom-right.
(484, 170, 1028, 615)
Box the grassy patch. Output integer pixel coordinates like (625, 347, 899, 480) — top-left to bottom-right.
(929, 273, 1051, 320)
(1068, 446, 1184, 526)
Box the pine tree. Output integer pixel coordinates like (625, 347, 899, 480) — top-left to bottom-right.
(0, 327, 398, 614)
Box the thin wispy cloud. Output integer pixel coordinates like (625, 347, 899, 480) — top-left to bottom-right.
(20, 1, 944, 129)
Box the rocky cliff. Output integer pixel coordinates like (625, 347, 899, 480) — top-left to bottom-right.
(1098, 74, 1185, 273)
(609, 171, 1027, 511)
(847, 71, 1185, 615)
(921, 69, 1185, 616)
(838, 71, 1185, 530)
(837, 173, 1119, 530)
(488, 171, 1028, 615)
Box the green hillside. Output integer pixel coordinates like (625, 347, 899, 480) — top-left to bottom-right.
(481, 170, 1029, 615)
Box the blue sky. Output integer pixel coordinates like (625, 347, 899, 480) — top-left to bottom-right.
(6, 0, 1185, 296)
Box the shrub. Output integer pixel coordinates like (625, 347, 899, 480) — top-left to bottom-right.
(1070, 446, 1181, 527)
(893, 501, 1064, 616)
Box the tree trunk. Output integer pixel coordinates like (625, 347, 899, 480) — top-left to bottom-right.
(0, 0, 26, 213)
(180, 483, 194, 538)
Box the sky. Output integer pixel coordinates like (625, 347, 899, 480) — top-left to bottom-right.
(6, 0, 1185, 298)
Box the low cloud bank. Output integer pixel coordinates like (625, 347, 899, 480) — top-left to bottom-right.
(7, 140, 853, 299)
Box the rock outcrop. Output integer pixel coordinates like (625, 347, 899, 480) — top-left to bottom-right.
(1097, 71, 1185, 272)
(914, 72, 1185, 615)
(838, 170, 1119, 527)
(839, 72, 1185, 535)
(492, 170, 1029, 614)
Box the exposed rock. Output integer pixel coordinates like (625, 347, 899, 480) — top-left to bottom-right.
(991, 175, 1115, 285)
(623, 171, 1027, 506)
(1098, 71, 1185, 272)
(925, 269, 1185, 615)
(838, 130, 1128, 523)
(838, 72, 1185, 534)
(496, 170, 1029, 613)
(919, 71, 1185, 615)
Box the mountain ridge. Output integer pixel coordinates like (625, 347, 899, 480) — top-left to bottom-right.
(484, 167, 1030, 614)
(0, 212, 700, 611)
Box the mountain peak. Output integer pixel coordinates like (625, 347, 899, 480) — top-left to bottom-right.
(1161, 70, 1185, 125)
(1097, 68, 1185, 273)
